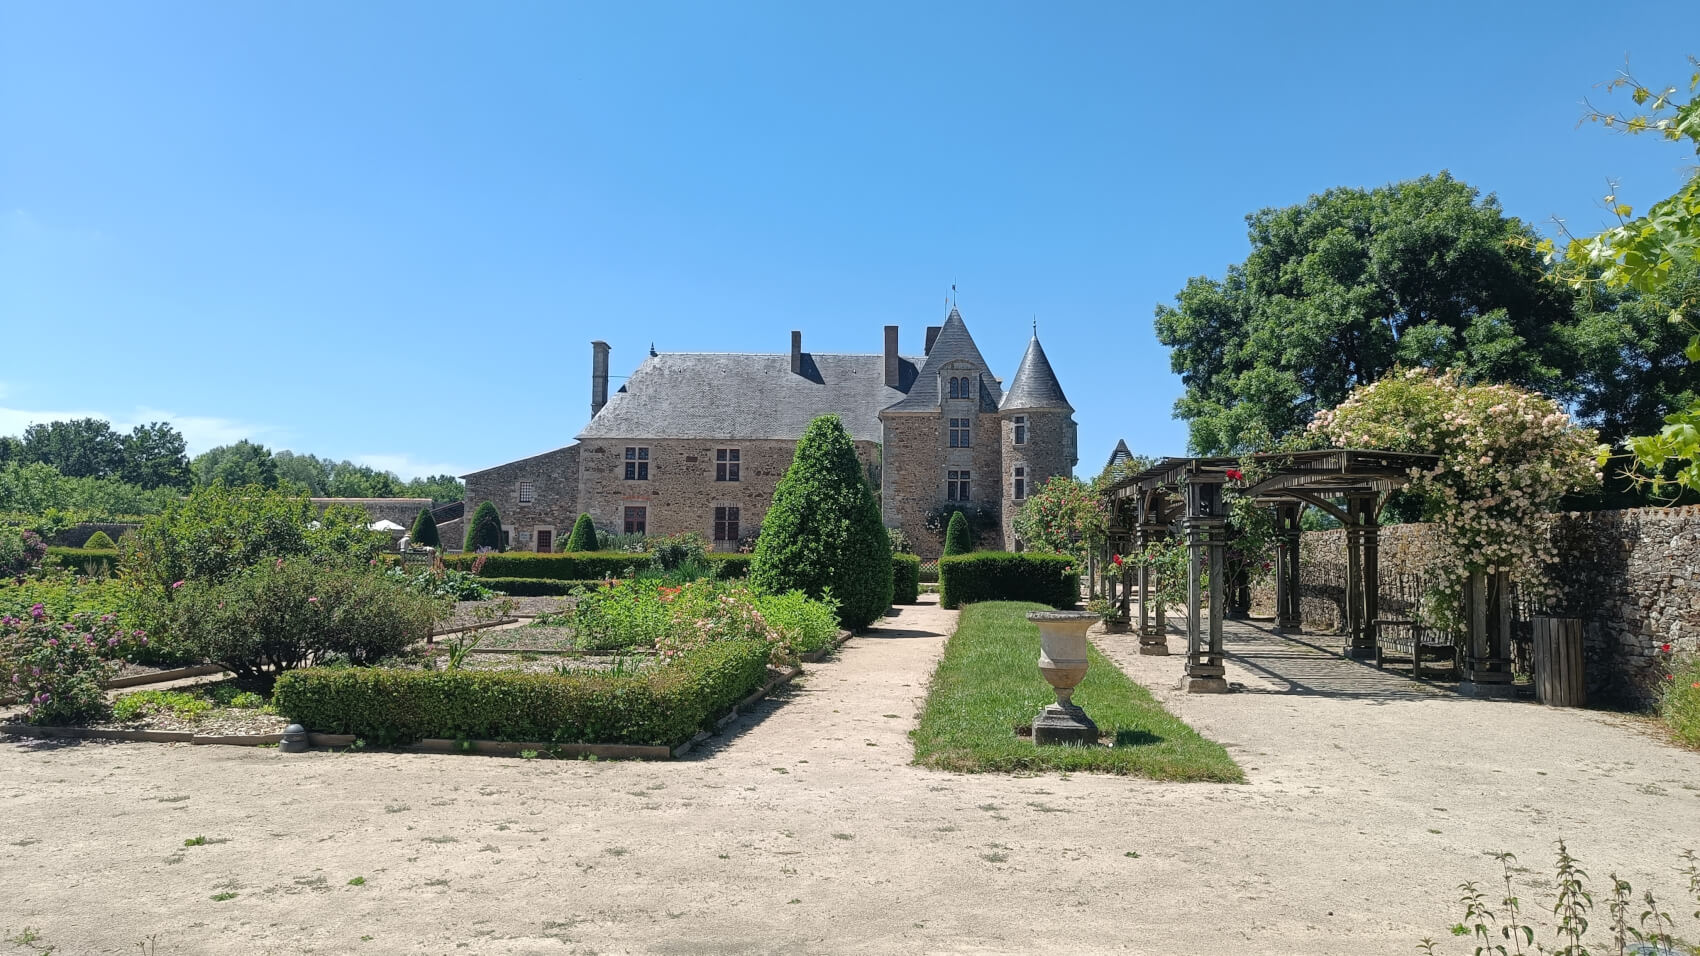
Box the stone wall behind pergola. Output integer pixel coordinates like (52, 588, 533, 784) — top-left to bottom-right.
(1095, 448, 1511, 695)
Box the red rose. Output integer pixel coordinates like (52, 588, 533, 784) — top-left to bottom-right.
(1661, 643, 1674, 654)
(1225, 468, 1244, 481)
(1111, 554, 1123, 567)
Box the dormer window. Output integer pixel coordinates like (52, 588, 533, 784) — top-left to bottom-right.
(947, 375, 972, 399)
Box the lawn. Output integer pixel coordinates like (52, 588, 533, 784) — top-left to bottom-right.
(912, 601, 1244, 781)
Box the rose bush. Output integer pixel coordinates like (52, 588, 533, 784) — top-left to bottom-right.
(1311, 368, 1603, 628)
(1, 606, 147, 724)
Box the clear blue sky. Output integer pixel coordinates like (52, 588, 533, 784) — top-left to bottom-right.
(3, 2, 1697, 479)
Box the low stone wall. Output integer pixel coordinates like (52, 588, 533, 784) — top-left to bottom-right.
(1252, 507, 1700, 706)
(310, 498, 433, 529)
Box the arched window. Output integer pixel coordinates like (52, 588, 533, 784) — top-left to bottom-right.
(947, 377, 959, 399)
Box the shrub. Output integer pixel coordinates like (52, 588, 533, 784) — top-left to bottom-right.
(408, 508, 440, 549)
(939, 552, 1079, 610)
(479, 577, 600, 597)
(891, 554, 921, 605)
(464, 501, 502, 552)
(0, 608, 146, 725)
(943, 510, 973, 556)
(112, 689, 212, 722)
(650, 531, 708, 571)
(750, 415, 891, 630)
(45, 546, 119, 577)
(271, 639, 772, 746)
(81, 530, 116, 550)
(0, 527, 47, 578)
(1011, 477, 1109, 567)
(564, 514, 598, 553)
(443, 551, 645, 581)
(704, 553, 751, 580)
(1662, 652, 1700, 749)
(386, 564, 495, 601)
(655, 580, 785, 663)
(756, 589, 841, 655)
(887, 527, 914, 556)
(167, 558, 444, 680)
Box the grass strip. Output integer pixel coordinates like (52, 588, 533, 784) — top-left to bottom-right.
(913, 601, 1244, 781)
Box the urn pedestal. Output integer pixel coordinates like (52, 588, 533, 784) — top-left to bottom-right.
(1027, 610, 1100, 746)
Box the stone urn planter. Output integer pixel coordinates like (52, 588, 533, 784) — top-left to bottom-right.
(1027, 610, 1100, 746)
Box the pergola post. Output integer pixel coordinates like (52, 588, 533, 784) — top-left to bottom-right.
(1274, 503, 1303, 633)
(1460, 568, 1516, 698)
(1137, 501, 1169, 656)
(1183, 479, 1229, 693)
(1342, 494, 1376, 659)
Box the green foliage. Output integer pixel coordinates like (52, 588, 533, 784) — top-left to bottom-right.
(1663, 653, 1700, 749)
(750, 415, 892, 630)
(754, 589, 841, 655)
(943, 510, 973, 556)
(564, 514, 599, 553)
(0, 461, 179, 518)
(0, 526, 47, 577)
(408, 508, 440, 549)
(891, 553, 921, 605)
(122, 483, 386, 598)
(1010, 476, 1108, 566)
(477, 577, 598, 597)
(81, 530, 115, 550)
(650, 531, 708, 571)
(192, 440, 277, 489)
(910, 602, 1243, 780)
(464, 501, 502, 552)
(112, 689, 212, 722)
(385, 564, 495, 600)
(704, 553, 751, 579)
(272, 639, 772, 746)
(19, 418, 125, 479)
(444, 551, 642, 581)
(271, 450, 463, 500)
(939, 552, 1079, 610)
(0, 573, 129, 623)
(166, 557, 444, 679)
(46, 546, 118, 577)
(1156, 173, 1583, 455)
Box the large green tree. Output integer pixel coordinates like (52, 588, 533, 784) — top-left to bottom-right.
(119, 421, 191, 490)
(192, 440, 277, 489)
(750, 415, 891, 630)
(1156, 173, 1580, 454)
(21, 418, 126, 479)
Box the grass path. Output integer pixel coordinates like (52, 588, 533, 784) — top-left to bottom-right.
(912, 601, 1243, 780)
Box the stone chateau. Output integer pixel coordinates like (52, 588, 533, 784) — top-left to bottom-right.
(459, 307, 1077, 560)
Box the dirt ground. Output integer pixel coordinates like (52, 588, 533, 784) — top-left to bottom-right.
(4, 597, 1699, 955)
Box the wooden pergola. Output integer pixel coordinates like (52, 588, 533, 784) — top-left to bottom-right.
(1101, 448, 1447, 694)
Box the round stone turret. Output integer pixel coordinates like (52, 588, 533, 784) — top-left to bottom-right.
(1000, 335, 1078, 550)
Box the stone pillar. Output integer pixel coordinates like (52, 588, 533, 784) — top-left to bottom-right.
(1274, 503, 1302, 632)
(1460, 568, 1517, 698)
(1342, 494, 1376, 659)
(1184, 481, 1229, 693)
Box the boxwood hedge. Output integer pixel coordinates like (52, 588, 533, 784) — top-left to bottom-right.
(45, 546, 121, 576)
(443, 551, 645, 580)
(479, 577, 601, 596)
(272, 638, 771, 747)
(891, 553, 921, 605)
(938, 552, 1079, 610)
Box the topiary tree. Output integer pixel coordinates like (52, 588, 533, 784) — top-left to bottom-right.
(464, 501, 503, 552)
(408, 507, 440, 549)
(81, 530, 116, 550)
(751, 415, 891, 630)
(564, 513, 598, 553)
(942, 510, 973, 556)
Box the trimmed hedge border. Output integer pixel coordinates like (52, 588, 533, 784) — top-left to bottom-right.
(45, 546, 121, 575)
(939, 552, 1080, 610)
(272, 638, 772, 747)
(891, 553, 921, 605)
(704, 553, 751, 579)
(481, 577, 600, 597)
(443, 551, 646, 581)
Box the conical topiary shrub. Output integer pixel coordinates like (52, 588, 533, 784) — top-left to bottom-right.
(82, 530, 116, 550)
(409, 507, 440, 549)
(465, 501, 503, 551)
(943, 510, 973, 556)
(564, 513, 598, 553)
(751, 415, 892, 630)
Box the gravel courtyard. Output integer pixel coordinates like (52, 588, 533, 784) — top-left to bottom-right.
(4, 597, 1698, 955)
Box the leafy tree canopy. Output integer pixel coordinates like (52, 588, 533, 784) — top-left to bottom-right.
(1156, 173, 1582, 454)
(192, 441, 278, 489)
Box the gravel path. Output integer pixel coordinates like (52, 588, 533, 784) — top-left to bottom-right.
(3, 599, 1699, 954)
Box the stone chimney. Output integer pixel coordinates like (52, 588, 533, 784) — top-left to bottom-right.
(791, 330, 803, 375)
(591, 341, 610, 417)
(924, 326, 941, 355)
(884, 326, 900, 387)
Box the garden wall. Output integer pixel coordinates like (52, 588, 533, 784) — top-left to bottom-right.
(1251, 506, 1700, 706)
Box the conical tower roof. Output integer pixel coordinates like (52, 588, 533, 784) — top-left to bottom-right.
(1104, 439, 1134, 473)
(882, 307, 1002, 413)
(999, 334, 1071, 412)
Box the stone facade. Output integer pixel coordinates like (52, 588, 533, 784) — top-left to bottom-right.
(310, 497, 434, 529)
(997, 408, 1075, 551)
(1251, 507, 1700, 706)
(459, 446, 580, 552)
(881, 412, 1005, 557)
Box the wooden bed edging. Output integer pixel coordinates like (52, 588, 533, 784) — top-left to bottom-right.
(800, 630, 854, 664)
(104, 663, 228, 689)
(429, 617, 520, 639)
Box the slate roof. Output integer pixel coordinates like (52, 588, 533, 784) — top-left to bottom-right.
(575, 352, 920, 442)
(1104, 439, 1134, 474)
(881, 308, 1003, 414)
(999, 335, 1071, 412)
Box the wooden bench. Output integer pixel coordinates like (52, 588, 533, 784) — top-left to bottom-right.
(1373, 617, 1457, 678)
